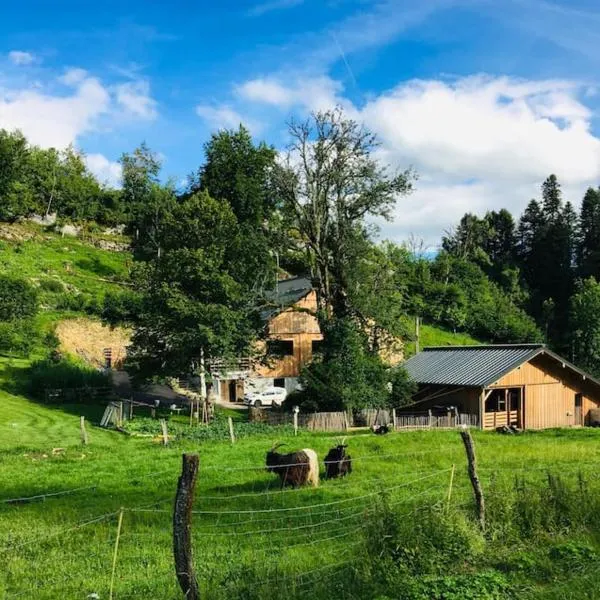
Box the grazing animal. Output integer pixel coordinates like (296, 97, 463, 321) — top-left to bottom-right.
(324, 440, 352, 479)
(266, 443, 319, 489)
(371, 424, 389, 435)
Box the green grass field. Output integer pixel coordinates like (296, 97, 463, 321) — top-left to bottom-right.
(2, 357, 600, 600)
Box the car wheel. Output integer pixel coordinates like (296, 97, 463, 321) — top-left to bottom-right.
(254, 399, 262, 408)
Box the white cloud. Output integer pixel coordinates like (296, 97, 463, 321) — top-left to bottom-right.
(59, 68, 89, 86)
(115, 80, 158, 120)
(85, 153, 122, 188)
(196, 104, 261, 134)
(0, 69, 159, 151)
(247, 0, 304, 17)
(0, 75, 111, 148)
(236, 76, 346, 112)
(8, 51, 35, 66)
(241, 73, 600, 244)
(360, 75, 600, 243)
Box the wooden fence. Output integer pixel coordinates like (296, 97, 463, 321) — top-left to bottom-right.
(394, 411, 479, 429)
(250, 407, 479, 431)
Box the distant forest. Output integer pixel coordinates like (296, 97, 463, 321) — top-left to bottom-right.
(2, 116, 600, 405)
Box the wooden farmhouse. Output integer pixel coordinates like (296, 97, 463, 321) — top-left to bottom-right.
(211, 277, 323, 403)
(402, 345, 600, 430)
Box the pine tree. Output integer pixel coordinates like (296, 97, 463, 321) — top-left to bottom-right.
(577, 187, 600, 279)
(542, 174, 562, 221)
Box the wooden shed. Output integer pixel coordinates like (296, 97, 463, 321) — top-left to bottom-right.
(402, 345, 600, 430)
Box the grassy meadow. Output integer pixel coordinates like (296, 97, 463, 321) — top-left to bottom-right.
(2, 362, 600, 599)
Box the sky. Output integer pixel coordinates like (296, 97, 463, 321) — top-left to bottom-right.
(2, 0, 600, 247)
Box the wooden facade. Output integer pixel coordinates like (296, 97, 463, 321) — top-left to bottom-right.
(255, 290, 323, 379)
(405, 349, 600, 430)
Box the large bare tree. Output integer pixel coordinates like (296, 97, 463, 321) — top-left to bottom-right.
(274, 107, 414, 322)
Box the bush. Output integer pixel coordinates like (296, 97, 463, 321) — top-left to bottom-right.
(0, 319, 39, 357)
(28, 356, 110, 398)
(38, 278, 65, 293)
(0, 275, 37, 321)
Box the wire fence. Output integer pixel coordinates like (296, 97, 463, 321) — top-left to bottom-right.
(3, 435, 600, 599)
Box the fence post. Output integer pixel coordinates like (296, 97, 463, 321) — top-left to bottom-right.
(228, 417, 236, 444)
(392, 408, 397, 431)
(109, 507, 125, 600)
(460, 430, 485, 530)
(80, 416, 88, 446)
(428, 409, 433, 428)
(117, 401, 123, 428)
(446, 463, 456, 512)
(293, 406, 299, 436)
(160, 419, 169, 446)
(173, 453, 200, 600)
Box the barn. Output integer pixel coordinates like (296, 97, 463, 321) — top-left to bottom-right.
(402, 344, 600, 430)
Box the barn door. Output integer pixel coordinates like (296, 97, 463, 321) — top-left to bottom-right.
(575, 393, 583, 426)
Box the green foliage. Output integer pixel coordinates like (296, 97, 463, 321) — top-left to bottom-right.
(194, 125, 277, 226)
(0, 275, 37, 321)
(27, 356, 110, 398)
(388, 366, 417, 406)
(297, 318, 394, 411)
(124, 190, 263, 379)
(570, 277, 600, 376)
(0, 319, 39, 357)
(123, 412, 295, 441)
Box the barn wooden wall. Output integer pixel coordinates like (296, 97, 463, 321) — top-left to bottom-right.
(491, 356, 600, 429)
(256, 291, 323, 379)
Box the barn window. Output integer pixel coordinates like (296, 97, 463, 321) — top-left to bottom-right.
(267, 339, 294, 356)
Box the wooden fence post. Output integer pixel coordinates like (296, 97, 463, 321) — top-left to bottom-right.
(80, 416, 88, 446)
(228, 417, 235, 444)
(160, 419, 169, 446)
(293, 406, 299, 436)
(173, 453, 200, 600)
(428, 409, 433, 428)
(117, 401, 123, 428)
(446, 463, 456, 512)
(392, 408, 397, 431)
(460, 430, 485, 530)
(109, 507, 125, 600)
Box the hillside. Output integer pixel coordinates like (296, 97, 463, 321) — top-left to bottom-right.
(0, 222, 132, 354)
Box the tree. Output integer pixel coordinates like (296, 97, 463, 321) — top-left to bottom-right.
(120, 142, 161, 230)
(192, 125, 277, 226)
(273, 108, 414, 322)
(192, 126, 278, 293)
(577, 187, 600, 280)
(0, 130, 32, 221)
(570, 277, 600, 376)
(123, 191, 263, 379)
(442, 213, 490, 262)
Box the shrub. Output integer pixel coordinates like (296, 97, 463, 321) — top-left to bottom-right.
(28, 356, 110, 398)
(0, 275, 37, 321)
(0, 319, 39, 357)
(38, 278, 65, 293)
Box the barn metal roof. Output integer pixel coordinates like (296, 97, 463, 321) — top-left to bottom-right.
(260, 276, 313, 321)
(403, 344, 546, 387)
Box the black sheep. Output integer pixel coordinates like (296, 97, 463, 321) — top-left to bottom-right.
(324, 443, 352, 479)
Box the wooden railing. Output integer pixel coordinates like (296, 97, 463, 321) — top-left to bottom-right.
(393, 411, 479, 429)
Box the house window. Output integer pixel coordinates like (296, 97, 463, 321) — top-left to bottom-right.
(575, 393, 583, 408)
(509, 389, 520, 411)
(311, 340, 324, 354)
(486, 388, 520, 412)
(267, 339, 294, 357)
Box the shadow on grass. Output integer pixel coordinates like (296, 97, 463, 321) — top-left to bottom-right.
(75, 256, 118, 278)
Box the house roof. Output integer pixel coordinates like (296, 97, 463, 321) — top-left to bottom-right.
(403, 344, 600, 388)
(260, 276, 313, 321)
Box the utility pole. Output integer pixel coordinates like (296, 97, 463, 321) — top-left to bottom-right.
(415, 315, 421, 354)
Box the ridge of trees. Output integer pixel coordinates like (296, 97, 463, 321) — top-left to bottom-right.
(442, 175, 600, 372)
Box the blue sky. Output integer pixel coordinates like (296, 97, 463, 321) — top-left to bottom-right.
(2, 0, 600, 244)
